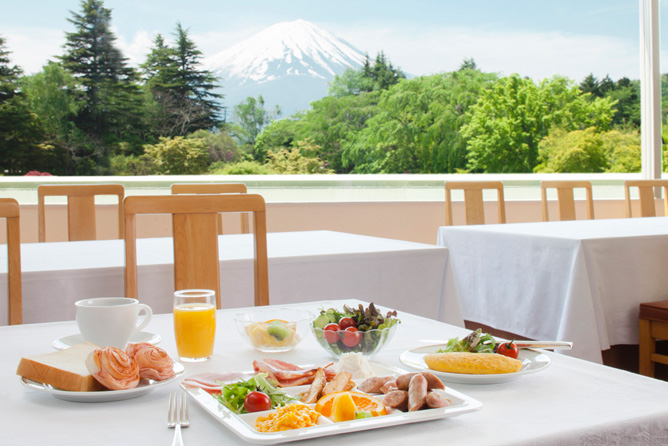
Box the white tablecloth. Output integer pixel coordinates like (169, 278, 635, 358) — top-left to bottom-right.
(438, 217, 668, 363)
(4, 300, 668, 445)
(0, 230, 463, 327)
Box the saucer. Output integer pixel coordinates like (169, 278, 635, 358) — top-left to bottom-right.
(52, 331, 162, 350)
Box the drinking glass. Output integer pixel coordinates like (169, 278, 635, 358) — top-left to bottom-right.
(173, 289, 216, 362)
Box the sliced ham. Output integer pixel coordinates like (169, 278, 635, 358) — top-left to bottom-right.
(252, 359, 336, 386)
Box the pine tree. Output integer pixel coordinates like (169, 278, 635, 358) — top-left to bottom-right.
(142, 24, 223, 136)
(59, 0, 143, 153)
(0, 36, 44, 174)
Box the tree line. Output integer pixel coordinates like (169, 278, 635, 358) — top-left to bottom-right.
(0, 0, 666, 176)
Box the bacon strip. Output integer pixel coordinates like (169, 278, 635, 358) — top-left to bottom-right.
(252, 359, 336, 387)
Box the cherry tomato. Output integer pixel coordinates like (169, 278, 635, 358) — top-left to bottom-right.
(342, 326, 363, 347)
(497, 341, 519, 359)
(338, 317, 356, 330)
(244, 391, 271, 412)
(323, 323, 341, 343)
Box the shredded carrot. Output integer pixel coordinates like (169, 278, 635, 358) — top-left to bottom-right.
(255, 404, 320, 432)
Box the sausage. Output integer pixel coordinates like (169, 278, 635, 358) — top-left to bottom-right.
(421, 372, 445, 390)
(425, 390, 452, 408)
(407, 374, 428, 412)
(357, 376, 394, 394)
(382, 390, 408, 411)
(396, 372, 444, 391)
(380, 380, 397, 394)
(396, 373, 418, 390)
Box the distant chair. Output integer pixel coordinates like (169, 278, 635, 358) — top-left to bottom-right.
(624, 179, 668, 218)
(123, 194, 269, 308)
(0, 199, 22, 325)
(444, 181, 506, 226)
(171, 183, 250, 234)
(540, 180, 594, 222)
(38, 184, 125, 242)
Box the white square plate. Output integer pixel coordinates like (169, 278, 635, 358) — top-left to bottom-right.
(180, 362, 482, 444)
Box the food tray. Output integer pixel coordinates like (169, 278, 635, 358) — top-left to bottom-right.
(181, 362, 482, 444)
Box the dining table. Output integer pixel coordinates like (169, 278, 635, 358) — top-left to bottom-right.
(0, 230, 463, 327)
(437, 216, 668, 364)
(5, 299, 668, 445)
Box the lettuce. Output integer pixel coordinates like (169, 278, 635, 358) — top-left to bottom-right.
(214, 373, 297, 414)
(438, 329, 497, 354)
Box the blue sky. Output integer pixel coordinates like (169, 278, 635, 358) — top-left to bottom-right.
(1, 0, 666, 81)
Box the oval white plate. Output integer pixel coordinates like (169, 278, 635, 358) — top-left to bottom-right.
(52, 331, 162, 350)
(20, 362, 184, 402)
(399, 345, 550, 384)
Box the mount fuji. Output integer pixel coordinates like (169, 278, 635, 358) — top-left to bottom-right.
(204, 19, 366, 120)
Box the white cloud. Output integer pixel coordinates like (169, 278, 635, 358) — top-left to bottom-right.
(113, 29, 154, 67)
(4, 21, 663, 82)
(331, 24, 645, 81)
(2, 27, 64, 74)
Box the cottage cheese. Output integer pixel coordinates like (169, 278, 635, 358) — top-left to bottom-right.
(335, 352, 374, 380)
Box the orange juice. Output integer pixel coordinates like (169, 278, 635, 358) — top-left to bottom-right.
(174, 303, 216, 360)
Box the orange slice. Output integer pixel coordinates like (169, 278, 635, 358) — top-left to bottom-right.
(315, 391, 387, 420)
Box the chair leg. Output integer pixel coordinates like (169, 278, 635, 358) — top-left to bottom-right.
(639, 319, 655, 377)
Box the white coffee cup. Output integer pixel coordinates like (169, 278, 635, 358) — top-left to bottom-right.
(75, 297, 153, 348)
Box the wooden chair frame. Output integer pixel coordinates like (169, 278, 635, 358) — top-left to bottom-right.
(171, 183, 250, 234)
(444, 181, 506, 226)
(624, 179, 668, 218)
(540, 180, 594, 222)
(124, 194, 269, 308)
(0, 199, 22, 325)
(38, 184, 125, 242)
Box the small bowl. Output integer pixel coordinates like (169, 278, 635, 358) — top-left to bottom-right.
(310, 323, 398, 358)
(234, 308, 312, 352)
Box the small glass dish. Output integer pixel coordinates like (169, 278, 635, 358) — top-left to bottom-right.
(310, 323, 398, 358)
(234, 308, 312, 352)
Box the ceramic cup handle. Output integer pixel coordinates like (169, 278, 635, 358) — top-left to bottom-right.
(135, 304, 153, 332)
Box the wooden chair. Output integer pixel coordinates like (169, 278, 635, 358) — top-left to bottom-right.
(123, 194, 269, 308)
(171, 183, 250, 234)
(38, 184, 125, 242)
(444, 181, 506, 226)
(624, 180, 668, 218)
(0, 199, 22, 325)
(540, 180, 594, 221)
(639, 300, 668, 377)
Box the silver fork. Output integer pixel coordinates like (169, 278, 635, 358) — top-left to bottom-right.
(168, 392, 190, 446)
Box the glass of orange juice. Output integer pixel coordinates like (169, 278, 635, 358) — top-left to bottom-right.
(173, 289, 216, 362)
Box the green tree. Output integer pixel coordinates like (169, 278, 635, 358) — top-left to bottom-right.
(329, 51, 405, 97)
(186, 129, 241, 163)
(605, 77, 640, 128)
(342, 69, 497, 173)
(143, 136, 209, 174)
(59, 0, 144, 165)
(20, 62, 90, 173)
(535, 127, 609, 173)
(232, 95, 280, 160)
(266, 140, 334, 174)
(462, 74, 615, 173)
(0, 36, 46, 174)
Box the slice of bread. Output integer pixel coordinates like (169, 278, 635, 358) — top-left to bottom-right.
(17, 342, 105, 392)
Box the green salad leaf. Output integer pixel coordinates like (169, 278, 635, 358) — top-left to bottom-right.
(437, 329, 497, 354)
(214, 373, 297, 414)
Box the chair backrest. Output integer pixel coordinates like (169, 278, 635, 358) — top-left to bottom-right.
(444, 181, 506, 226)
(123, 194, 269, 308)
(0, 199, 22, 325)
(38, 184, 125, 242)
(624, 180, 668, 218)
(170, 183, 250, 234)
(540, 180, 594, 221)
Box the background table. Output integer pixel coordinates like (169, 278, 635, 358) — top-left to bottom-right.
(438, 217, 668, 363)
(0, 230, 463, 327)
(5, 299, 668, 445)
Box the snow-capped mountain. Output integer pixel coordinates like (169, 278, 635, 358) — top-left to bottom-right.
(204, 19, 366, 119)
